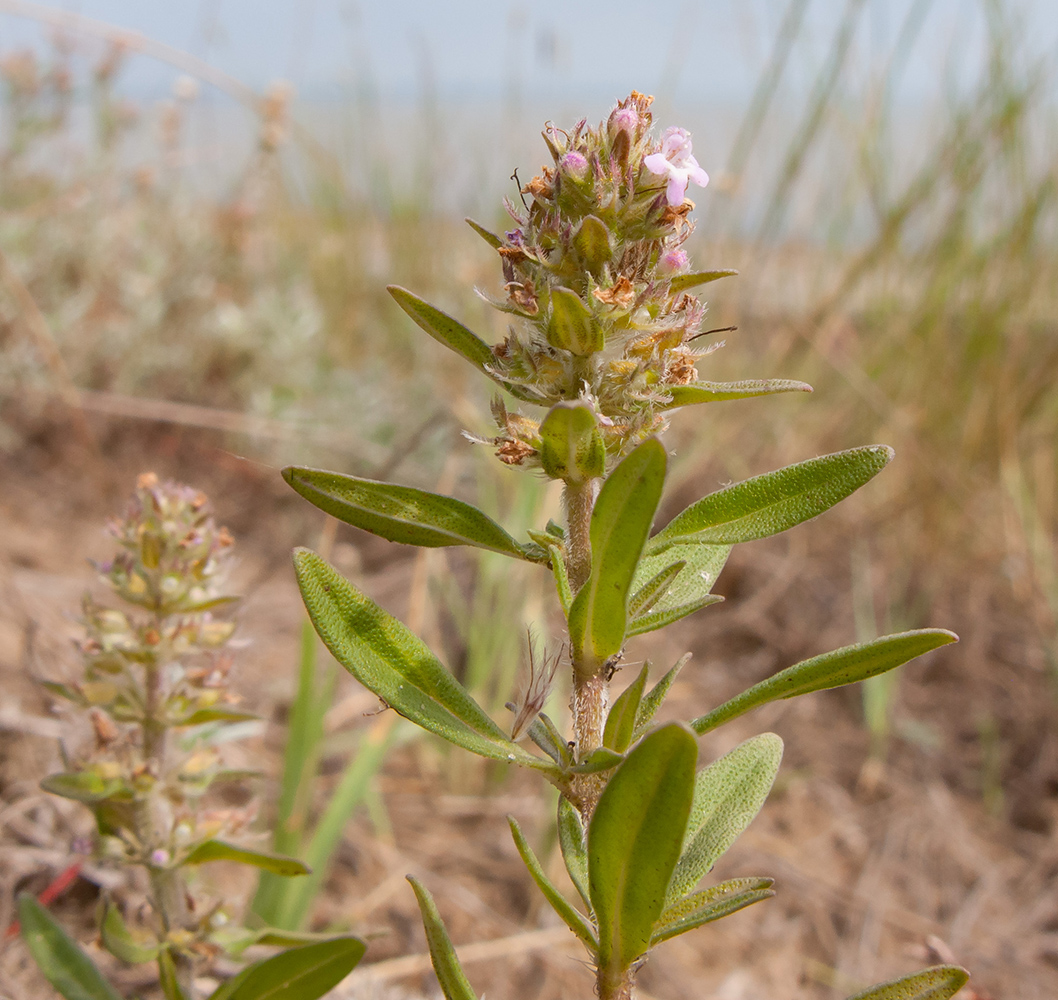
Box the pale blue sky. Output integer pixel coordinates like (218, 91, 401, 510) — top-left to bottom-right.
(1, 1, 1055, 104)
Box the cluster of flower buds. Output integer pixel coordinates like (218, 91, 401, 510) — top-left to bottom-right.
(41, 475, 257, 957)
(475, 92, 719, 477)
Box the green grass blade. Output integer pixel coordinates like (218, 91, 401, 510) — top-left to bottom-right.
(283, 467, 530, 560)
(17, 894, 122, 1000)
(588, 723, 697, 980)
(507, 816, 598, 951)
(663, 379, 813, 408)
(406, 877, 479, 1000)
(844, 965, 970, 1000)
(650, 445, 894, 549)
(568, 439, 666, 668)
(692, 630, 959, 736)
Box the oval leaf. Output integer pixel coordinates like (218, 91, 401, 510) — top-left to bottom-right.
(650, 446, 894, 549)
(667, 734, 783, 902)
(572, 215, 613, 272)
(208, 936, 366, 1000)
(539, 402, 605, 483)
(387, 285, 535, 401)
(508, 816, 598, 951)
(283, 467, 529, 560)
(40, 771, 125, 804)
(17, 894, 122, 1000)
(588, 723, 697, 981)
(548, 286, 603, 355)
(293, 550, 556, 777)
(668, 269, 739, 294)
(692, 630, 959, 736)
(845, 965, 970, 1000)
(101, 902, 159, 964)
(183, 840, 309, 877)
(407, 877, 479, 1000)
(663, 379, 813, 408)
(651, 877, 775, 945)
(568, 439, 667, 669)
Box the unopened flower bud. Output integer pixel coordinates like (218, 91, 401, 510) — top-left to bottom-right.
(659, 248, 689, 274)
(608, 105, 638, 137)
(150, 848, 171, 867)
(559, 151, 589, 182)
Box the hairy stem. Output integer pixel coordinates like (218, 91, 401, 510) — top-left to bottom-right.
(563, 478, 596, 593)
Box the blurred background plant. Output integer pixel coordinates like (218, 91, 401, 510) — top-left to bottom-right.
(1, 0, 1056, 997)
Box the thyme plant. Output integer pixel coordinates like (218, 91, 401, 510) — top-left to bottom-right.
(286, 94, 971, 999)
(20, 475, 364, 1000)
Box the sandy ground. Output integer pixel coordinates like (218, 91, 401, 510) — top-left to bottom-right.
(1, 415, 1056, 1000)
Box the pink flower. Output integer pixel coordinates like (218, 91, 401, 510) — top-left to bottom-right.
(644, 127, 709, 206)
(658, 248, 689, 274)
(559, 150, 589, 181)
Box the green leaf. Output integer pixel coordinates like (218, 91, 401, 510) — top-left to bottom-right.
(572, 215, 613, 272)
(527, 713, 573, 767)
(603, 665, 648, 754)
(183, 840, 310, 877)
(100, 902, 159, 964)
(650, 446, 894, 550)
(464, 217, 502, 248)
(508, 817, 598, 950)
(207, 937, 366, 1000)
(845, 966, 970, 1000)
(158, 949, 188, 1000)
(180, 707, 259, 726)
(692, 630, 959, 736)
(406, 877, 479, 1000)
(588, 723, 697, 982)
(387, 285, 535, 401)
(571, 746, 624, 774)
(283, 467, 530, 560)
(667, 734, 783, 902)
(627, 561, 686, 618)
(539, 402, 605, 483)
(40, 772, 126, 804)
(626, 593, 724, 637)
(630, 542, 731, 620)
(293, 550, 558, 778)
(546, 542, 573, 617)
(41, 681, 87, 706)
(633, 655, 689, 737)
(548, 286, 603, 355)
(651, 877, 774, 944)
(662, 379, 813, 409)
(568, 439, 667, 669)
(557, 797, 592, 912)
(668, 269, 739, 294)
(17, 894, 122, 1000)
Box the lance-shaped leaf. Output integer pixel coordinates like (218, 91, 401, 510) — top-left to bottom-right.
(407, 877, 479, 1000)
(668, 269, 739, 294)
(158, 950, 187, 1000)
(508, 817, 598, 951)
(845, 965, 970, 1000)
(603, 665, 648, 753)
(650, 446, 894, 551)
(539, 402, 605, 483)
(388, 285, 534, 401)
(588, 723, 697, 982)
(41, 771, 125, 804)
(630, 541, 731, 622)
(558, 797, 592, 912)
(651, 877, 775, 945)
(633, 655, 689, 738)
(568, 439, 666, 670)
(17, 893, 122, 1000)
(667, 734, 783, 902)
(101, 902, 159, 964)
(626, 593, 724, 637)
(527, 713, 573, 767)
(548, 286, 603, 355)
(464, 217, 502, 248)
(207, 936, 366, 1000)
(546, 542, 573, 616)
(692, 630, 958, 736)
(663, 379, 812, 408)
(283, 467, 530, 560)
(627, 561, 685, 618)
(183, 840, 309, 877)
(293, 550, 558, 778)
